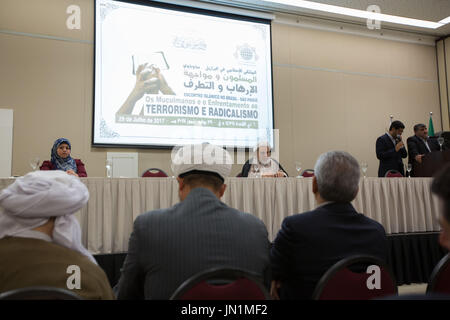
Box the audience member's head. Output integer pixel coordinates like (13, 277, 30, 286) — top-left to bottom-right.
(313, 151, 360, 203)
(413, 123, 428, 140)
(389, 120, 405, 137)
(431, 163, 450, 250)
(171, 143, 232, 200)
(0, 170, 96, 263)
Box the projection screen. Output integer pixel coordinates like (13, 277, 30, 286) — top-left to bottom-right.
(93, 0, 274, 148)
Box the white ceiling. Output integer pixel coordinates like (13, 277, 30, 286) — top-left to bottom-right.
(200, 0, 450, 37)
(295, 0, 450, 21)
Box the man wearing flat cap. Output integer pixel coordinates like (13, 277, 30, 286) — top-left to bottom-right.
(115, 143, 271, 300)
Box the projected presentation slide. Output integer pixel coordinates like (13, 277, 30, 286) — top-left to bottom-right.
(94, 0, 274, 148)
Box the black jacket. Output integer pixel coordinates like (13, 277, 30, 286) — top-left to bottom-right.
(270, 202, 388, 300)
(376, 133, 407, 177)
(407, 135, 441, 162)
(407, 135, 442, 177)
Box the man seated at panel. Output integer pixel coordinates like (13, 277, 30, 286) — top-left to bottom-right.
(0, 171, 114, 299)
(239, 142, 288, 177)
(115, 143, 271, 299)
(407, 123, 443, 177)
(376, 120, 407, 177)
(270, 151, 388, 300)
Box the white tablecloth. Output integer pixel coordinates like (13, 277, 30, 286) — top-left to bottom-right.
(0, 177, 440, 254)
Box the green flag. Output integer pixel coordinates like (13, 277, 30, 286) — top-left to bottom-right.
(429, 114, 435, 137)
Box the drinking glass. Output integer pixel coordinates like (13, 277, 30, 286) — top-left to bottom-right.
(295, 161, 302, 178)
(407, 163, 412, 178)
(253, 164, 260, 178)
(438, 136, 445, 151)
(29, 157, 40, 171)
(361, 162, 368, 178)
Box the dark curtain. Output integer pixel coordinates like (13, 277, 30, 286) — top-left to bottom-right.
(94, 253, 127, 287)
(387, 232, 447, 285)
(94, 232, 448, 288)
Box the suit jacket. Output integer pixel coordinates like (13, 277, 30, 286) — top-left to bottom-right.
(40, 159, 87, 177)
(270, 202, 388, 300)
(239, 158, 288, 177)
(0, 237, 114, 299)
(376, 133, 407, 177)
(407, 135, 441, 176)
(115, 187, 271, 300)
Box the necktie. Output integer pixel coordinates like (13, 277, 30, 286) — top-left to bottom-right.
(424, 139, 431, 152)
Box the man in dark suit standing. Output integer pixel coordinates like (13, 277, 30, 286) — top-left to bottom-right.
(376, 120, 407, 177)
(270, 151, 388, 300)
(115, 143, 270, 300)
(407, 123, 441, 177)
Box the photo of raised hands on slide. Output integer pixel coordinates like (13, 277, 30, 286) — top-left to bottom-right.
(116, 53, 175, 116)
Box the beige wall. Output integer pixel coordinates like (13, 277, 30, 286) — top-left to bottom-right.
(273, 21, 441, 177)
(0, 0, 443, 177)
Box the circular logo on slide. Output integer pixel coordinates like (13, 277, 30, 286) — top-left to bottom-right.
(234, 44, 258, 64)
(240, 46, 254, 60)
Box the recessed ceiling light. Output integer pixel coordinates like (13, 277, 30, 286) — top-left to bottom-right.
(263, 0, 449, 29)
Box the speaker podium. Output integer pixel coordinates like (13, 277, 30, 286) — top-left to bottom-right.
(413, 149, 450, 177)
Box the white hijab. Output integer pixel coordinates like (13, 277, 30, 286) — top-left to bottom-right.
(0, 170, 96, 264)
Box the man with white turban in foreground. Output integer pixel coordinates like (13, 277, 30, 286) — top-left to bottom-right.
(0, 171, 114, 299)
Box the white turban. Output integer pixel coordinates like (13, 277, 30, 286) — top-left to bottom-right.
(0, 170, 96, 264)
(171, 143, 232, 181)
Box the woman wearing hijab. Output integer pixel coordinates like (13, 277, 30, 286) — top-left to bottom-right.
(40, 138, 87, 177)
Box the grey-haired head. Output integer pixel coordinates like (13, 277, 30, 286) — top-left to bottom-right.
(314, 151, 360, 203)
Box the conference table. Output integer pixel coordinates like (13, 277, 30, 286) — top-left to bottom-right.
(0, 176, 445, 285)
(0, 176, 441, 253)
